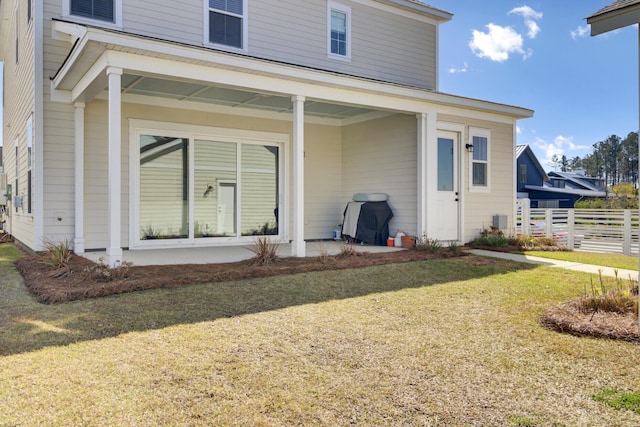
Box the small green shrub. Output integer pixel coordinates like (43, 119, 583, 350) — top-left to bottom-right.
(579, 270, 638, 316)
(470, 227, 516, 247)
(593, 388, 640, 414)
(43, 239, 73, 277)
(415, 234, 443, 252)
(248, 237, 279, 265)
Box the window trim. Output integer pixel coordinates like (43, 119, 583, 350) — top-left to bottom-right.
(203, 0, 249, 53)
(129, 119, 288, 249)
(327, 1, 352, 61)
(62, 0, 123, 28)
(468, 127, 491, 192)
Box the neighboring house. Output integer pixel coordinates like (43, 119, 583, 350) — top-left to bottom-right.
(0, 0, 533, 266)
(516, 144, 605, 208)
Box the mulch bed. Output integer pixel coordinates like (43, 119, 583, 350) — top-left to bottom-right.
(15, 248, 467, 304)
(541, 299, 640, 343)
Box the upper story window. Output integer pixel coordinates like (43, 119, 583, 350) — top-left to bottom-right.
(519, 164, 526, 184)
(64, 0, 122, 26)
(469, 128, 490, 191)
(327, 2, 351, 61)
(207, 0, 247, 50)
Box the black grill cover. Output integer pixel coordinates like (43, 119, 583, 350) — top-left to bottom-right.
(342, 201, 393, 245)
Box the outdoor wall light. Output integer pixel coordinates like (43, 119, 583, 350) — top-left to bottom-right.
(465, 143, 474, 152)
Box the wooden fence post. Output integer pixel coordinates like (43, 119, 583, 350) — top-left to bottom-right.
(624, 209, 632, 256)
(568, 209, 575, 250)
(545, 209, 553, 238)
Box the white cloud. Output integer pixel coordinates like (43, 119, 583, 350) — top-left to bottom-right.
(509, 6, 543, 39)
(448, 61, 468, 74)
(534, 135, 589, 166)
(570, 25, 589, 40)
(469, 24, 524, 62)
(516, 126, 521, 134)
(470, 5, 542, 62)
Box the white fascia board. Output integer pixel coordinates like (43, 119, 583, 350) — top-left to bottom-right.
(70, 53, 109, 101)
(51, 35, 91, 88)
(351, 0, 448, 25)
(51, 20, 88, 44)
(588, 6, 640, 35)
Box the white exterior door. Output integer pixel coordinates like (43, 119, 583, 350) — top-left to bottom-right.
(433, 131, 459, 241)
(217, 181, 236, 235)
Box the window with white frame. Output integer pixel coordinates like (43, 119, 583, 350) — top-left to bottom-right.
(66, 0, 120, 25)
(328, 2, 351, 59)
(26, 114, 33, 214)
(470, 129, 490, 190)
(207, 0, 246, 50)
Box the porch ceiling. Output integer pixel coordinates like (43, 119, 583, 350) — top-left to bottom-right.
(120, 74, 378, 120)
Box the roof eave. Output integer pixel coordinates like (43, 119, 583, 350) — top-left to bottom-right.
(378, 0, 453, 22)
(587, 4, 640, 36)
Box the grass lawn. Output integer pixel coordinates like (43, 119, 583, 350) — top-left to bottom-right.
(2, 244, 640, 426)
(524, 250, 639, 271)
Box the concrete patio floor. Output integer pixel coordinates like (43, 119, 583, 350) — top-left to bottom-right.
(81, 241, 405, 266)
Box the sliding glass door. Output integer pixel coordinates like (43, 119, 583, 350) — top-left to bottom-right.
(133, 124, 283, 247)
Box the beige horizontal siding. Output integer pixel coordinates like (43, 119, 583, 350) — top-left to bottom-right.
(439, 114, 515, 242)
(341, 114, 417, 236)
(3, 1, 37, 248)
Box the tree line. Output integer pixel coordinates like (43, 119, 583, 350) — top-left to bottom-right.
(549, 131, 639, 187)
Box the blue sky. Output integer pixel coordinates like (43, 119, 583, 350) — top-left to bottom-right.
(434, 0, 638, 170)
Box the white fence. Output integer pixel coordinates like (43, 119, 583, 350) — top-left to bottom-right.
(516, 199, 640, 255)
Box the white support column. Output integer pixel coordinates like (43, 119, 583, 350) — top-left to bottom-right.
(416, 113, 427, 237)
(73, 102, 85, 254)
(106, 67, 123, 267)
(424, 111, 438, 237)
(291, 95, 306, 257)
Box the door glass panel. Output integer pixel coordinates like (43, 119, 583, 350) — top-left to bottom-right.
(194, 140, 237, 237)
(240, 144, 279, 236)
(437, 137, 454, 191)
(139, 135, 189, 240)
